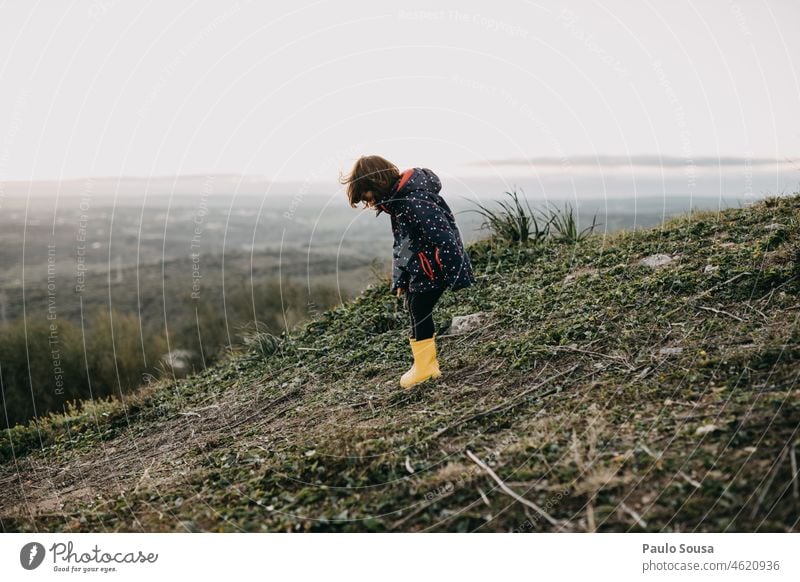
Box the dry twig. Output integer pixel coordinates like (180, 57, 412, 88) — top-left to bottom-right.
(466, 449, 562, 529)
(619, 502, 647, 528)
(696, 305, 745, 322)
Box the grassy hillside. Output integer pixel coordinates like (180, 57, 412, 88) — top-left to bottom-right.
(1, 195, 799, 532)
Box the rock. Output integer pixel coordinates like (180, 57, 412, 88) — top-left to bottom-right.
(639, 254, 676, 268)
(447, 312, 492, 335)
(161, 349, 195, 373)
(659, 347, 683, 355)
(703, 264, 719, 275)
(695, 424, 719, 436)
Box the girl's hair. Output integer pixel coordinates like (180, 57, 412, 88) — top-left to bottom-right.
(340, 155, 400, 207)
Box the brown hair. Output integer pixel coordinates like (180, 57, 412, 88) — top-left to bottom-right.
(340, 155, 400, 208)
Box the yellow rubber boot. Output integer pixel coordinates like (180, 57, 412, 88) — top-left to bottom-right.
(400, 335, 442, 389)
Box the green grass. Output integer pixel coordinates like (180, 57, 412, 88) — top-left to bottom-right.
(469, 191, 598, 245)
(1, 195, 799, 533)
(469, 189, 553, 244)
(548, 202, 599, 243)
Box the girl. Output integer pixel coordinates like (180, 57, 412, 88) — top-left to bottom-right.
(341, 155, 475, 388)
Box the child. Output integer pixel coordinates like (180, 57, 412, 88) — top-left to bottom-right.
(341, 155, 475, 388)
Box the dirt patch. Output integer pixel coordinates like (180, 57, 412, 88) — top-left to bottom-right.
(562, 267, 599, 285)
(0, 386, 303, 522)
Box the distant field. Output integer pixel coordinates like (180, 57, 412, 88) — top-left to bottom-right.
(0, 192, 749, 286)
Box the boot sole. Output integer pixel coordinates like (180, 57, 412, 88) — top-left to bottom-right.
(401, 371, 442, 389)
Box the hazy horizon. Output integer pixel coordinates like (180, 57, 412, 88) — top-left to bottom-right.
(0, 155, 796, 205)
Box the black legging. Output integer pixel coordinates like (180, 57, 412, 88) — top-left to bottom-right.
(404, 287, 445, 340)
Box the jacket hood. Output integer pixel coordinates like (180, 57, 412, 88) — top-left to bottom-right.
(374, 167, 442, 217)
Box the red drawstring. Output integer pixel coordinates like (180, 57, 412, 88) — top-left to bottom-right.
(418, 252, 435, 280)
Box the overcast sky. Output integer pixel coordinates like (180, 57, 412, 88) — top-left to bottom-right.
(0, 0, 798, 185)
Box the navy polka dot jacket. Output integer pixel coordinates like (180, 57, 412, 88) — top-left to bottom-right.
(374, 167, 476, 294)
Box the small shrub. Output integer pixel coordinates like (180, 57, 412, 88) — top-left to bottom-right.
(470, 189, 552, 244)
(548, 203, 598, 244)
(243, 332, 284, 358)
(470, 192, 598, 245)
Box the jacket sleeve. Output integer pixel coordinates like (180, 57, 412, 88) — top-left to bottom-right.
(397, 194, 464, 286)
(391, 229, 411, 293)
